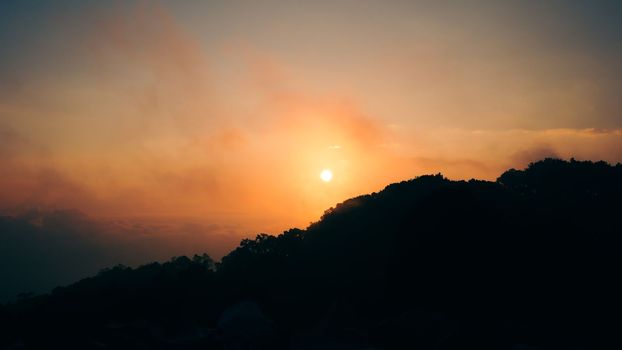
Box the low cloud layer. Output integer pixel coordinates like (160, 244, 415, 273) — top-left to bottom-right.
(0, 208, 240, 302)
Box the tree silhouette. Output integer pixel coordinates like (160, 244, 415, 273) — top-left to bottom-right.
(2, 158, 621, 349)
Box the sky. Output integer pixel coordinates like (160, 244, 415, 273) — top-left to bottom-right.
(1, 0, 621, 297)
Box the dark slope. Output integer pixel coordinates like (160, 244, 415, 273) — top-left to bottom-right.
(2, 158, 622, 349)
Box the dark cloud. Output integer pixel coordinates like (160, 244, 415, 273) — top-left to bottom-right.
(0, 209, 240, 303)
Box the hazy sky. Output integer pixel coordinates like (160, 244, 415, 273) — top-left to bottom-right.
(1, 0, 621, 232)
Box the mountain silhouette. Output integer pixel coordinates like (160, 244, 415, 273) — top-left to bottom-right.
(2, 158, 621, 349)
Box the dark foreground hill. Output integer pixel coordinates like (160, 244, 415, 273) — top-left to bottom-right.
(2, 158, 621, 349)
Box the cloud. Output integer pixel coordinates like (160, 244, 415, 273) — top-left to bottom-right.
(1, 2, 622, 248)
(510, 145, 560, 168)
(0, 208, 240, 303)
(85, 1, 216, 134)
(401, 128, 622, 180)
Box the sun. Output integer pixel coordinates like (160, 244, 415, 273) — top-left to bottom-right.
(320, 169, 333, 182)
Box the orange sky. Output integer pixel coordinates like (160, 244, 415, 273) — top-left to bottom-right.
(1, 1, 621, 236)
